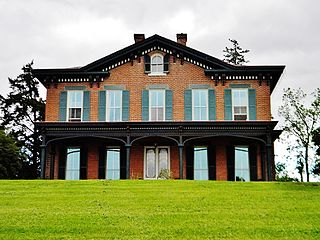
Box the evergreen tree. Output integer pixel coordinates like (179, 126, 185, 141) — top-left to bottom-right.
(0, 129, 24, 179)
(223, 39, 250, 65)
(0, 62, 45, 178)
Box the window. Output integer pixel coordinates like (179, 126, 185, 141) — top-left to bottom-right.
(235, 146, 250, 181)
(232, 89, 248, 120)
(151, 54, 164, 74)
(150, 90, 165, 121)
(68, 91, 83, 121)
(66, 147, 80, 180)
(106, 148, 120, 180)
(145, 147, 169, 179)
(194, 147, 208, 180)
(192, 90, 208, 120)
(106, 90, 122, 122)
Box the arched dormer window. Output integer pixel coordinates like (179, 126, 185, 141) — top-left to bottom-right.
(144, 53, 169, 75)
(151, 54, 164, 74)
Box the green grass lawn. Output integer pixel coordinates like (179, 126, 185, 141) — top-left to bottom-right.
(0, 181, 319, 240)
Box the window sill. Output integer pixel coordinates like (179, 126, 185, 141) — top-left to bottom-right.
(148, 72, 167, 76)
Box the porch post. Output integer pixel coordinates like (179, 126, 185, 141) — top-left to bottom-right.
(178, 144, 184, 179)
(125, 144, 131, 179)
(40, 136, 46, 179)
(260, 144, 266, 181)
(266, 133, 272, 181)
(49, 145, 56, 179)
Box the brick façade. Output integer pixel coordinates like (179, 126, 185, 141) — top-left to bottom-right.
(45, 54, 271, 122)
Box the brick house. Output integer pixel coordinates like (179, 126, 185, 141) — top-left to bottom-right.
(34, 34, 284, 181)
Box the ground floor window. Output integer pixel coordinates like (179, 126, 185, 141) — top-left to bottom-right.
(106, 147, 120, 180)
(144, 147, 170, 179)
(194, 147, 208, 180)
(66, 147, 80, 180)
(235, 146, 250, 181)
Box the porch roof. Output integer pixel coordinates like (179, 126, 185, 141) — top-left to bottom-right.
(36, 121, 282, 144)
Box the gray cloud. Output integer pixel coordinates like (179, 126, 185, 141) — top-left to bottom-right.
(1, 1, 319, 166)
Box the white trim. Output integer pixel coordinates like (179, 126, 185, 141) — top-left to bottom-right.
(67, 90, 83, 122)
(192, 89, 208, 121)
(143, 146, 170, 179)
(231, 89, 248, 121)
(106, 90, 122, 122)
(148, 73, 167, 76)
(149, 89, 166, 121)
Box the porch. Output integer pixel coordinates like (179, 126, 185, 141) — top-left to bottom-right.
(37, 121, 281, 181)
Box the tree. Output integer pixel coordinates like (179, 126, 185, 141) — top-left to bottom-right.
(0, 62, 45, 178)
(223, 39, 250, 65)
(275, 162, 297, 182)
(0, 129, 23, 179)
(278, 88, 320, 182)
(312, 128, 320, 176)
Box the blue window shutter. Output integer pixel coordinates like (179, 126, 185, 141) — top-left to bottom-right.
(59, 91, 67, 121)
(142, 90, 149, 121)
(208, 89, 216, 120)
(248, 89, 256, 120)
(224, 89, 232, 120)
(82, 91, 90, 121)
(184, 90, 192, 120)
(164, 54, 170, 72)
(144, 55, 151, 73)
(165, 90, 173, 120)
(122, 90, 130, 121)
(98, 91, 106, 121)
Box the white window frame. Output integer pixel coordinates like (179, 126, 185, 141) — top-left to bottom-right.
(234, 145, 250, 182)
(192, 89, 208, 121)
(148, 53, 166, 76)
(144, 146, 170, 179)
(232, 89, 248, 121)
(106, 90, 122, 122)
(67, 90, 83, 122)
(65, 147, 80, 180)
(106, 146, 121, 180)
(194, 146, 209, 180)
(149, 89, 166, 121)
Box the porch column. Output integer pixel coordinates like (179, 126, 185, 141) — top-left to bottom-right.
(178, 143, 184, 179)
(125, 144, 131, 179)
(266, 133, 272, 181)
(49, 145, 56, 179)
(261, 143, 266, 181)
(40, 145, 46, 179)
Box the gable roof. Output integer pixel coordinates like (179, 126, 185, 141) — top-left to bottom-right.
(33, 34, 285, 93)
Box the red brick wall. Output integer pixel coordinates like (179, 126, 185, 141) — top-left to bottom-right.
(130, 146, 144, 179)
(45, 55, 272, 122)
(216, 145, 228, 180)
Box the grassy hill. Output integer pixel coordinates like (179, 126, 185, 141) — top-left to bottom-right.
(0, 180, 319, 239)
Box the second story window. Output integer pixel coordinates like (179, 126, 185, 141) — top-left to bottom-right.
(106, 90, 122, 122)
(192, 89, 208, 121)
(150, 90, 165, 121)
(232, 89, 248, 120)
(68, 91, 83, 122)
(151, 54, 164, 74)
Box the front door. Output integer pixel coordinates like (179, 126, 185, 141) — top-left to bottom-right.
(144, 146, 170, 179)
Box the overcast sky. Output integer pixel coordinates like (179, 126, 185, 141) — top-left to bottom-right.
(1, 0, 319, 176)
